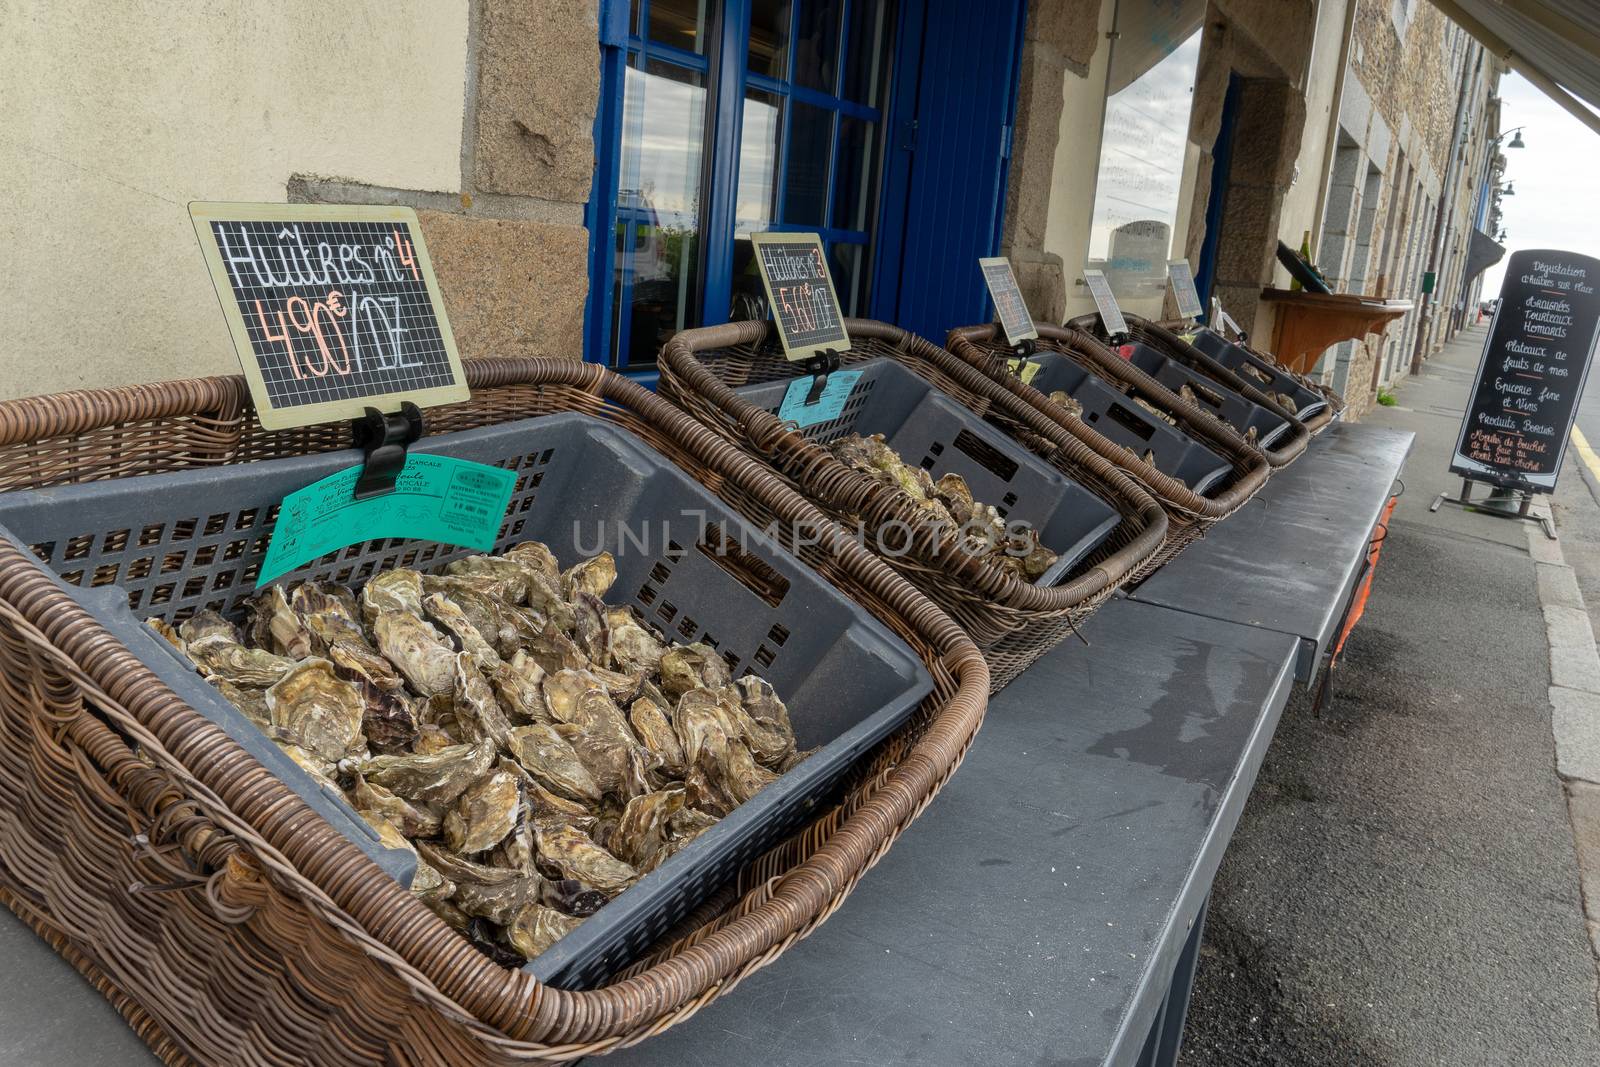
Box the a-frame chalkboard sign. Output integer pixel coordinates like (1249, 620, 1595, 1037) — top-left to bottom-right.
(190, 203, 469, 431)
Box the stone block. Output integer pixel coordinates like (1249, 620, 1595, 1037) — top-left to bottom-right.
(1538, 563, 1586, 612)
(1547, 606, 1600, 696)
(417, 211, 588, 362)
(1554, 687, 1600, 785)
(474, 0, 599, 205)
(1566, 781, 1600, 918)
(1010, 253, 1068, 325)
(1004, 43, 1069, 252)
(1025, 0, 1100, 75)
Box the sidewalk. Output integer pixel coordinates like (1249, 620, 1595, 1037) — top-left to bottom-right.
(1182, 325, 1600, 1065)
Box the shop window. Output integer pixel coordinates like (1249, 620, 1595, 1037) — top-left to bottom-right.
(589, 0, 895, 369)
(1084, 0, 1205, 317)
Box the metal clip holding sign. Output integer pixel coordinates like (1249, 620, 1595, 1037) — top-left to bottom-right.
(802, 349, 843, 405)
(352, 402, 424, 500)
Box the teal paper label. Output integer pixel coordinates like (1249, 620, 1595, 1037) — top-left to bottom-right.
(258, 454, 517, 586)
(777, 369, 864, 429)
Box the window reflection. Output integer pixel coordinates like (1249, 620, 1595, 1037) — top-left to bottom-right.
(749, 0, 790, 77)
(647, 0, 708, 54)
(613, 61, 706, 365)
(737, 90, 782, 234)
(1087, 7, 1204, 314)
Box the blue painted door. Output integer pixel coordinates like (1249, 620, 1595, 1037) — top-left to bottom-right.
(872, 0, 1029, 342)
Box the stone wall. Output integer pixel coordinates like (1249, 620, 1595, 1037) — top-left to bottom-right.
(0, 0, 596, 401)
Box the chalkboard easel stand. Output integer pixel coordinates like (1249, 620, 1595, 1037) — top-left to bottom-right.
(1429, 476, 1555, 539)
(352, 402, 424, 501)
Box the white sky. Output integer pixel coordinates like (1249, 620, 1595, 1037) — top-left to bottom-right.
(1481, 73, 1600, 296)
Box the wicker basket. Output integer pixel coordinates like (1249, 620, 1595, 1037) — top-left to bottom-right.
(1069, 312, 1313, 467)
(657, 317, 1168, 691)
(945, 322, 1269, 575)
(1173, 322, 1346, 431)
(0, 358, 989, 1065)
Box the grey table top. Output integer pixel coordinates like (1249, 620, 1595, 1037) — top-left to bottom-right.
(602, 599, 1300, 1067)
(1128, 422, 1415, 680)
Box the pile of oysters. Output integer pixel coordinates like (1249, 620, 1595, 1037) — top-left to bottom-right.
(826, 432, 1058, 582)
(151, 543, 805, 965)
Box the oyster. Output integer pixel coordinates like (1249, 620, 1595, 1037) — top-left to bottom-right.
(412, 723, 456, 755)
(374, 611, 456, 696)
(188, 639, 295, 687)
(1274, 391, 1300, 413)
(361, 569, 423, 623)
(540, 878, 608, 918)
(424, 592, 501, 669)
(328, 640, 418, 751)
(658, 643, 731, 699)
(418, 843, 541, 926)
(607, 616, 666, 676)
(266, 659, 366, 762)
(349, 771, 443, 838)
(716, 735, 778, 805)
(571, 592, 609, 663)
(610, 788, 687, 871)
(363, 738, 496, 807)
(507, 904, 584, 960)
(525, 571, 578, 634)
(531, 821, 639, 896)
(628, 695, 685, 777)
(507, 723, 602, 804)
(177, 609, 241, 647)
(1048, 390, 1085, 419)
(146, 617, 186, 653)
(520, 628, 588, 675)
(357, 809, 415, 855)
(208, 677, 270, 729)
(562, 552, 617, 601)
(451, 653, 515, 749)
(249, 586, 313, 659)
(444, 770, 520, 854)
(491, 652, 552, 723)
(503, 540, 561, 581)
(444, 555, 530, 602)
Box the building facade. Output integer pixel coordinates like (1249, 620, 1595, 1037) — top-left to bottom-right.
(2, 0, 1502, 419)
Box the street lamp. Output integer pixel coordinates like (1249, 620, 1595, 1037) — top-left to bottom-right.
(1497, 181, 1515, 196)
(1493, 126, 1528, 148)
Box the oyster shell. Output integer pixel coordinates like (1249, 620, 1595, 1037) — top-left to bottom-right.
(188, 639, 296, 687)
(1048, 390, 1085, 419)
(417, 843, 541, 926)
(207, 677, 270, 729)
(503, 540, 561, 581)
(146, 617, 186, 654)
(540, 878, 608, 918)
(361, 569, 423, 623)
(424, 592, 502, 669)
(374, 611, 456, 696)
(249, 586, 313, 659)
(607, 616, 666, 676)
(328, 640, 418, 751)
(349, 771, 443, 838)
(530, 821, 638, 896)
(444, 555, 530, 602)
(524, 571, 578, 634)
(507, 904, 584, 960)
(412, 723, 456, 755)
(266, 659, 366, 763)
(610, 788, 687, 871)
(356, 809, 415, 855)
(451, 653, 515, 749)
(363, 738, 496, 807)
(444, 770, 520, 855)
(658, 643, 731, 699)
(178, 609, 241, 647)
(628, 695, 685, 777)
(491, 652, 552, 723)
(507, 723, 602, 804)
(561, 551, 617, 600)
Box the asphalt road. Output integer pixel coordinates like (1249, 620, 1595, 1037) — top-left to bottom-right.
(1182, 327, 1600, 1065)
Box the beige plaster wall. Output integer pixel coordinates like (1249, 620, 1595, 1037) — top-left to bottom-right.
(0, 2, 473, 399)
(1275, 0, 1354, 292)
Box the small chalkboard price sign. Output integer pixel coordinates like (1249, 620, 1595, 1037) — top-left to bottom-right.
(1449, 249, 1600, 493)
(750, 232, 850, 360)
(190, 203, 469, 430)
(979, 257, 1038, 347)
(1168, 259, 1205, 321)
(1083, 269, 1130, 338)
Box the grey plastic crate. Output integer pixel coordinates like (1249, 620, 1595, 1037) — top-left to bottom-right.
(1187, 329, 1329, 421)
(735, 358, 1122, 584)
(1016, 353, 1233, 495)
(1122, 342, 1292, 449)
(0, 411, 933, 991)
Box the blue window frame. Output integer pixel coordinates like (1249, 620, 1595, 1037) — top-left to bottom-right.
(588, 0, 896, 368)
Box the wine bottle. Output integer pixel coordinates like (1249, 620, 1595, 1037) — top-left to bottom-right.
(1290, 230, 1311, 292)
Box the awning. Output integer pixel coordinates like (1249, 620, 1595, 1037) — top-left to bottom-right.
(1431, 0, 1600, 136)
(1463, 227, 1506, 283)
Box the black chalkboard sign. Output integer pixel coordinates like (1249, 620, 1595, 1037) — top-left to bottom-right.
(980, 257, 1038, 347)
(191, 203, 468, 430)
(1450, 249, 1600, 492)
(750, 232, 850, 360)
